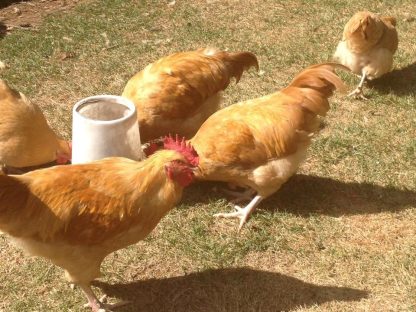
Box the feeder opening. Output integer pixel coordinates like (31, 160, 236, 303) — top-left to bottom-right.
(76, 100, 132, 121)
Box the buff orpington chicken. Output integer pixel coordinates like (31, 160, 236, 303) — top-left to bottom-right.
(0, 80, 71, 171)
(122, 48, 259, 143)
(190, 63, 347, 230)
(0, 136, 198, 311)
(333, 11, 398, 99)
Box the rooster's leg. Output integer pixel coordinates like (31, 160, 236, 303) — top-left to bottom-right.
(214, 195, 264, 231)
(79, 283, 130, 312)
(80, 283, 104, 311)
(348, 71, 368, 99)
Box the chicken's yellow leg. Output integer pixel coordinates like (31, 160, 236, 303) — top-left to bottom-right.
(79, 283, 129, 312)
(348, 71, 368, 99)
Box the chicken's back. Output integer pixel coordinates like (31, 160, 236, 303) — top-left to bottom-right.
(0, 80, 62, 167)
(122, 48, 258, 142)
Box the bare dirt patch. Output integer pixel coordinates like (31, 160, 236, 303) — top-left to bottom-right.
(0, 0, 86, 36)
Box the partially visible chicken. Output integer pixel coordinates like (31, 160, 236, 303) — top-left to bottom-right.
(0, 136, 198, 311)
(122, 48, 259, 143)
(190, 63, 346, 230)
(0, 80, 71, 170)
(333, 11, 398, 99)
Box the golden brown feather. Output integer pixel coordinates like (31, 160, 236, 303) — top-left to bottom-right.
(122, 48, 259, 142)
(190, 63, 346, 230)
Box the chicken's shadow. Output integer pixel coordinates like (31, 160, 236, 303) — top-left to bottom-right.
(262, 174, 415, 216)
(0, 22, 7, 39)
(94, 267, 368, 312)
(184, 174, 415, 217)
(368, 61, 416, 96)
(0, 0, 24, 9)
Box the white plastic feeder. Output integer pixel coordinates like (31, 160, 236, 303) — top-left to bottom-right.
(72, 95, 143, 164)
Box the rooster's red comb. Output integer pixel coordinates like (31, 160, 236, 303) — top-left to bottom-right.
(163, 134, 199, 166)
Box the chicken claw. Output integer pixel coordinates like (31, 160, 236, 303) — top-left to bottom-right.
(81, 284, 130, 312)
(214, 195, 263, 231)
(84, 299, 130, 312)
(214, 205, 251, 231)
(348, 72, 368, 100)
(348, 87, 368, 100)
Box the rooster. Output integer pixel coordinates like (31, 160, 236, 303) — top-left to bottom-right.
(333, 11, 398, 99)
(0, 136, 198, 311)
(122, 48, 259, 143)
(189, 63, 347, 230)
(0, 79, 71, 171)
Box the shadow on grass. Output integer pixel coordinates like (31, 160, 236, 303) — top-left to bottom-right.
(368, 62, 416, 96)
(265, 174, 416, 216)
(0, 0, 23, 9)
(184, 174, 416, 217)
(0, 22, 7, 39)
(95, 267, 368, 312)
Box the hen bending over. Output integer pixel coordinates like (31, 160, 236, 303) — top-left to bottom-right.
(122, 48, 259, 143)
(0, 136, 198, 311)
(190, 63, 347, 230)
(333, 11, 398, 99)
(0, 80, 71, 172)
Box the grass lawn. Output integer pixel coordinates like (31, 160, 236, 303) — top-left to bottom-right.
(0, 0, 415, 311)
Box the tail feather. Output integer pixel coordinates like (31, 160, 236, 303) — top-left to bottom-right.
(282, 63, 348, 116)
(381, 16, 396, 27)
(221, 51, 259, 83)
(199, 48, 259, 83)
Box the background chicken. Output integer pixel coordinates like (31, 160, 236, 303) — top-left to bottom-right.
(333, 11, 398, 99)
(190, 63, 346, 230)
(122, 48, 259, 143)
(0, 79, 71, 171)
(0, 136, 198, 311)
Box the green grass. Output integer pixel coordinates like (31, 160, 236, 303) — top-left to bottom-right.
(0, 0, 415, 311)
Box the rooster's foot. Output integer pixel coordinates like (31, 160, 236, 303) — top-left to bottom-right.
(214, 195, 263, 231)
(84, 295, 130, 312)
(84, 296, 130, 312)
(348, 87, 368, 100)
(214, 205, 251, 231)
